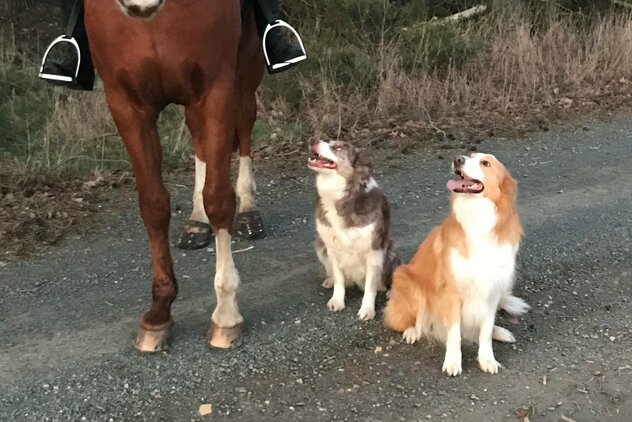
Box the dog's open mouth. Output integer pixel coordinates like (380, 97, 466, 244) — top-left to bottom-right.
(447, 172, 484, 194)
(308, 150, 337, 169)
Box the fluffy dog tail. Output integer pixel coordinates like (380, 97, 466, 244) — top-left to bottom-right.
(382, 240, 401, 290)
(499, 294, 530, 316)
(384, 265, 422, 332)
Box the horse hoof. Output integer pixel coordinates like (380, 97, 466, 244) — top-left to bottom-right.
(207, 322, 243, 349)
(177, 220, 212, 250)
(135, 322, 173, 352)
(233, 211, 266, 240)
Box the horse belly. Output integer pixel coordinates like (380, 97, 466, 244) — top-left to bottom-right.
(84, 0, 241, 105)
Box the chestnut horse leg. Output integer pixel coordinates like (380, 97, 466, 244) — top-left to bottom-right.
(184, 136, 262, 245)
(180, 3, 264, 244)
(185, 77, 243, 348)
(232, 3, 266, 240)
(233, 89, 266, 240)
(183, 101, 264, 245)
(177, 133, 213, 250)
(105, 91, 177, 352)
(175, 98, 212, 250)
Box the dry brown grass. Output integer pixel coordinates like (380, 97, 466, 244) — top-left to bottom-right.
(3, 1, 632, 260)
(3, 2, 632, 179)
(279, 6, 632, 143)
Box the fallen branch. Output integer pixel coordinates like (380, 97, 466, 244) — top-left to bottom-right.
(441, 4, 488, 23)
(611, 0, 632, 10)
(409, 4, 488, 32)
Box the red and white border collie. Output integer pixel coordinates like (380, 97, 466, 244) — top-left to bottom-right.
(384, 153, 529, 376)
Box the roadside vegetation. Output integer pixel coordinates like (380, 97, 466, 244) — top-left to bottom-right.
(3, 0, 632, 178)
(2, 0, 632, 258)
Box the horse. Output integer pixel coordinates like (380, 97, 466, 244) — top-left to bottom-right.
(84, 0, 264, 351)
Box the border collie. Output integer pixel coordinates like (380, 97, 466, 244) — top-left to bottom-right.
(384, 153, 529, 375)
(308, 138, 399, 320)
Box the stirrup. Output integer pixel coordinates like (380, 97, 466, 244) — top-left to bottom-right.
(262, 20, 307, 71)
(38, 35, 81, 83)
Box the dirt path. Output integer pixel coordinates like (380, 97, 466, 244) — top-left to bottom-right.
(1, 118, 631, 421)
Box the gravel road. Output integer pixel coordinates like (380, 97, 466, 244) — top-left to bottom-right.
(1, 118, 631, 421)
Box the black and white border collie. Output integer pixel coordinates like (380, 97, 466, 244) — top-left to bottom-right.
(307, 138, 399, 320)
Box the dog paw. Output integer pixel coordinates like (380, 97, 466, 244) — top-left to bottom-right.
(327, 297, 345, 312)
(321, 278, 334, 289)
(357, 306, 375, 321)
(479, 356, 500, 374)
(402, 327, 418, 344)
(492, 325, 515, 343)
(442, 357, 462, 376)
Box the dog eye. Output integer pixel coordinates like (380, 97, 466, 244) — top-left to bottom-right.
(481, 160, 491, 167)
(333, 145, 342, 151)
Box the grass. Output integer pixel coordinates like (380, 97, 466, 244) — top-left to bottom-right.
(2, 1, 632, 181)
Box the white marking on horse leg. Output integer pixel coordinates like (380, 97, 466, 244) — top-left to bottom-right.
(190, 156, 209, 224)
(236, 156, 256, 213)
(211, 229, 243, 328)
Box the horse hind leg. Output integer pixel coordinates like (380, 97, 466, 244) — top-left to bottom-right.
(233, 112, 266, 240)
(233, 2, 266, 240)
(182, 104, 265, 243)
(177, 155, 213, 250)
(106, 92, 177, 352)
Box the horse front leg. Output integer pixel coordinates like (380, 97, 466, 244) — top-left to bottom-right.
(194, 88, 243, 349)
(106, 92, 177, 352)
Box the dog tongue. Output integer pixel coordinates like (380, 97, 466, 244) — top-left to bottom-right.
(447, 179, 466, 191)
(447, 178, 482, 192)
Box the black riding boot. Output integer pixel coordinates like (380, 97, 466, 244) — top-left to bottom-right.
(252, 0, 306, 74)
(39, 0, 95, 90)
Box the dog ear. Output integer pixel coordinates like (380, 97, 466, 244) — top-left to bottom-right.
(354, 148, 373, 180)
(497, 171, 518, 217)
(500, 172, 517, 199)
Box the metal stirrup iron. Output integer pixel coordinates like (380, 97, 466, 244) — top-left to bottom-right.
(38, 0, 83, 83)
(262, 20, 307, 71)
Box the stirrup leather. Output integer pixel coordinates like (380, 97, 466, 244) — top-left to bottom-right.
(262, 20, 307, 71)
(38, 35, 81, 83)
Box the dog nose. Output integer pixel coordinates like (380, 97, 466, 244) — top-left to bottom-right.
(309, 137, 319, 147)
(453, 155, 466, 167)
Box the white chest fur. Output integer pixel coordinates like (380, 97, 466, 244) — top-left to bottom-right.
(449, 195, 518, 337)
(316, 201, 375, 285)
(315, 174, 377, 286)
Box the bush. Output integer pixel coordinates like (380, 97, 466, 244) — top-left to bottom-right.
(3, 0, 632, 178)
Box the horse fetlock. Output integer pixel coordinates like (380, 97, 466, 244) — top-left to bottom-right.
(212, 303, 243, 328)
